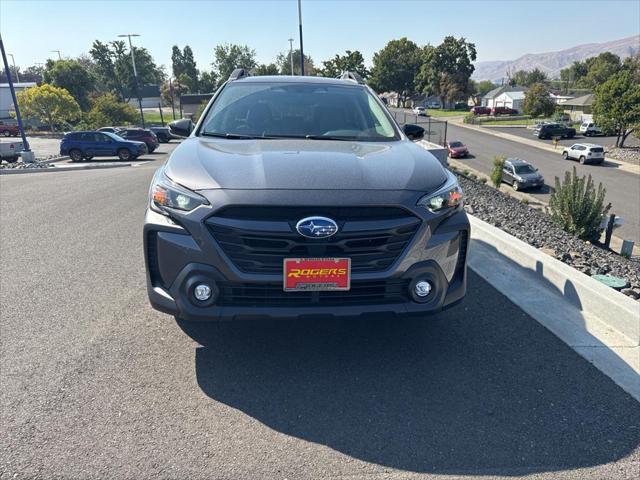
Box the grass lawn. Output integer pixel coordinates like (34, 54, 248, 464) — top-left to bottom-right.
(143, 111, 177, 125)
(481, 118, 534, 126)
(427, 109, 467, 117)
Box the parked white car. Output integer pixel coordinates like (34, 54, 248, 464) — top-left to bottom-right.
(427, 101, 441, 109)
(562, 143, 605, 164)
(579, 122, 603, 137)
(412, 106, 427, 116)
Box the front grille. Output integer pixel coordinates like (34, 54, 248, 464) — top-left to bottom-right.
(218, 279, 411, 307)
(206, 206, 421, 274)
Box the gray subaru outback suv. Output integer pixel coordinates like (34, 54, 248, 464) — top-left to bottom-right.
(144, 70, 469, 321)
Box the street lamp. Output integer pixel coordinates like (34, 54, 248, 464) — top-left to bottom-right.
(118, 33, 145, 128)
(50, 50, 62, 60)
(8, 53, 19, 82)
(288, 38, 294, 75)
(297, 0, 305, 75)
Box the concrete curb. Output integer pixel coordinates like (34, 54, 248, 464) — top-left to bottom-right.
(468, 215, 640, 401)
(452, 120, 640, 176)
(0, 162, 131, 175)
(39, 156, 70, 164)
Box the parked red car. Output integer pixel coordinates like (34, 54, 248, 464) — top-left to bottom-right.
(117, 128, 159, 153)
(0, 122, 19, 137)
(491, 106, 518, 115)
(447, 140, 469, 158)
(470, 106, 491, 115)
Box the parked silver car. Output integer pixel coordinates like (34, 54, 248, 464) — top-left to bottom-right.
(502, 158, 544, 191)
(562, 143, 605, 164)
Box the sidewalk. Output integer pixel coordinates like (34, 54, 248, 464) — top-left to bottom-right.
(452, 119, 640, 176)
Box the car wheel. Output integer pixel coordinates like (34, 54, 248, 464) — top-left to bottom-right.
(117, 148, 132, 161)
(562, 151, 569, 160)
(579, 156, 586, 164)
(2, 130, 10, 137)
(69, 149, 83, 162)
(512, 182, 520, 191)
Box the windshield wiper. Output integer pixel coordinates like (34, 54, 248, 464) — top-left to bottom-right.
(303, 135, 356, 141)
(201, 132, 276, 140)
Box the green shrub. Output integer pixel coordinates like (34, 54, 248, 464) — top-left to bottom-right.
(521, 197, 529, 205)
(463, 113, 475, 124)
(548, 167, 611, 242)
(479, 177, 487, 184)
(82, 93, 138, 130)
(469, 173, 477, 179)
(462, 169, 469, 176)
(490, 155, 506, 188)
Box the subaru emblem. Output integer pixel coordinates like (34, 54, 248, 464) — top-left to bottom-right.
(295, 216, 338, 238)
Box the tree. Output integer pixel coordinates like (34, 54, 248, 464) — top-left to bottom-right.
(276, 49, 314, 76)
(593, 69, 640, 147)
(43, 59, 95, 110)
(198, 71, 218, 92)
(318, 50, 369, 79)
(212, 44, 257, 85)
(475, 80, 496, 97)
(89, 40, 125, 100)
(369, 38, 422, 106)
(83, 92, 138, 129)
(508, 68, 548, 87)
(160, 79, 189, 108)
(415, 36, 477, 108)
(172, 45, 199, 91)
(559, 52, 621, 90)
(15, 84, 81, 132)
(523, 83, 555, 117)
(253, 63, 279, 76)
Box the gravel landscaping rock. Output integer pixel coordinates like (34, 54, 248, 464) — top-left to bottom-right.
(0, 159, 53, 170)
(606, 146, 640, 166)
(457, 173, 640, 300)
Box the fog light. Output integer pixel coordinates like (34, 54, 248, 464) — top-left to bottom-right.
(414, 280, 432, 297)
(193, 283, 212, 301)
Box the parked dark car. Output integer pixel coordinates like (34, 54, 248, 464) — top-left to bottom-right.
(60, 131, 147, 162)
(533, 122, 576, 139)
(144, 71, 469, 322)
(0, 122, 19, 137)
(118, 128, 159, 152)
(501, 158, 544, 191)
(446, 140, 469, 158)
(470, 106, 491, 115)
(491, 106, 518, 115)
(149, 126, 173, 143)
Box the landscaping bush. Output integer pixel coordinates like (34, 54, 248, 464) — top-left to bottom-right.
(82, 93, 138, 130)
(548, 167, 611, 242)
(463, 113, 476, 124)
(490, 155, 506, 188)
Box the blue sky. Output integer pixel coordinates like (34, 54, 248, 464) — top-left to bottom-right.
(1, 0, 639, 71)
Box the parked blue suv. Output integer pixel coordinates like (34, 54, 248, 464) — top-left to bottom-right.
(60, 131, 147, 162)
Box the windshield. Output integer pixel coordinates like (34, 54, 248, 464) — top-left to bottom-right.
(200, 82, 399, 141)
(449, 141, 463, 148)
(514, 164, 536, 174)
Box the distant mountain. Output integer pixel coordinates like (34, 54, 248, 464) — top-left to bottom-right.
(472, 35, 640, 83)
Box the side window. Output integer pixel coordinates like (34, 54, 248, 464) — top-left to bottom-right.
(80, 133, 94, 142)
(96, 133, 109, 142)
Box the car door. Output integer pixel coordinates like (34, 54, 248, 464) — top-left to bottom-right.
(94, 133, 115, 156)
(502, 164, 514, 184)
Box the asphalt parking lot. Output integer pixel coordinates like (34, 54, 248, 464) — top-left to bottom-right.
(1, 144, 639, 479)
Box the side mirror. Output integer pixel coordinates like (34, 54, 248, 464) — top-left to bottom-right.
(169, 118, 194, 138)
(403, 124, 425, 141)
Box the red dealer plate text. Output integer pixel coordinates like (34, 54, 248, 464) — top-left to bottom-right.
(283, 258, 351, 292)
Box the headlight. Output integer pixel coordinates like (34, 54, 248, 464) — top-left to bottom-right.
(149, 167, 207, 214)
(417, 171, 464, 212)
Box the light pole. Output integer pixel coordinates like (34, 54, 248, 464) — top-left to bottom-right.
(8, 53, 19, 82)
(297, 0, 304, 75)
(118, 33, 145, 128)
(288, 38, 294, 75)
(50, 50, 62, 60)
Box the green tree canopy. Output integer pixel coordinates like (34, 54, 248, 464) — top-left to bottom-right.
(318, 50, 369, 79)
(508, 68, 548, 87)
(172, 45, 199, 91)
(253, 63, 279, 76)
(83, 92, 138, 129)
(276, 49, 314, 76)
(198, 71, 218, 92)
(212, 44, 257, 85)
(474, 80, 496, 97)
(368, 38, 422, 105)
(522, 82, 555, 117)
(16, 84, 81, 132)
(43, 59, 95, 110)
(593, 69, 640, 147)
(560, 52, 621, 90)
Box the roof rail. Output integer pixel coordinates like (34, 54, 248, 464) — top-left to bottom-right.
(339, 71, 365, 84)
(228, 68, 251, 81)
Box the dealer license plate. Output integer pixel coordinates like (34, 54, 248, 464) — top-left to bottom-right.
(283, 258, 351, 291)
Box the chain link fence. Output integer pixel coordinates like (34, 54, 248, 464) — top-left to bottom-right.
(389, 110, 448, 146)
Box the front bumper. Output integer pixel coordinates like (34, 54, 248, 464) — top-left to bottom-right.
(144, 194, 469, 321)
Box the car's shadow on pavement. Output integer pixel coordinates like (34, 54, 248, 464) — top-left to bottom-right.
(179, 270, 640, 475)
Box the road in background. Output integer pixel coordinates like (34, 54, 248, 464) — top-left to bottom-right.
(1, 141, 639, 479)
(490, 126, 640, 150)
(445, 123, 640, 243)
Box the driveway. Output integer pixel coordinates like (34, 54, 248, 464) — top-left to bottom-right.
(1, 144, 639, 479)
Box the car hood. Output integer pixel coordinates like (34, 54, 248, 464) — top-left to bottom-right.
(450, 146, 467, 152)
(517, 172, 542, 181)
(165, 137, 448, 192)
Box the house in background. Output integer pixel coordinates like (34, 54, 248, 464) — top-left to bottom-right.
(0, 82, 37, 119)
(493, 90, 526, 112)
(560, 94, 594, 122)
(550, 93, 574, 104)
(125, 85, 161, 108)
(481, 86, 526, 109)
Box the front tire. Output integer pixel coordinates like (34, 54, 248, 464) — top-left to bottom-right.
(579, 156, 586, 165)
(2, 130, 10, 137)
(117, 148, 132, 161)
(69, 149, 83, 162)
(513, 181, 520, 191)
(563, 151, 569, 160)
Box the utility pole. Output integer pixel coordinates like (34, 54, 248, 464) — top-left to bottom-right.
(50, 50, 62, 60)
(118, 33, 145, 128)
(297, 0, 304, 76)
(8, 54, 19, 82)
(288, 38, 294, 75)
(1, 34, 33, 161)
